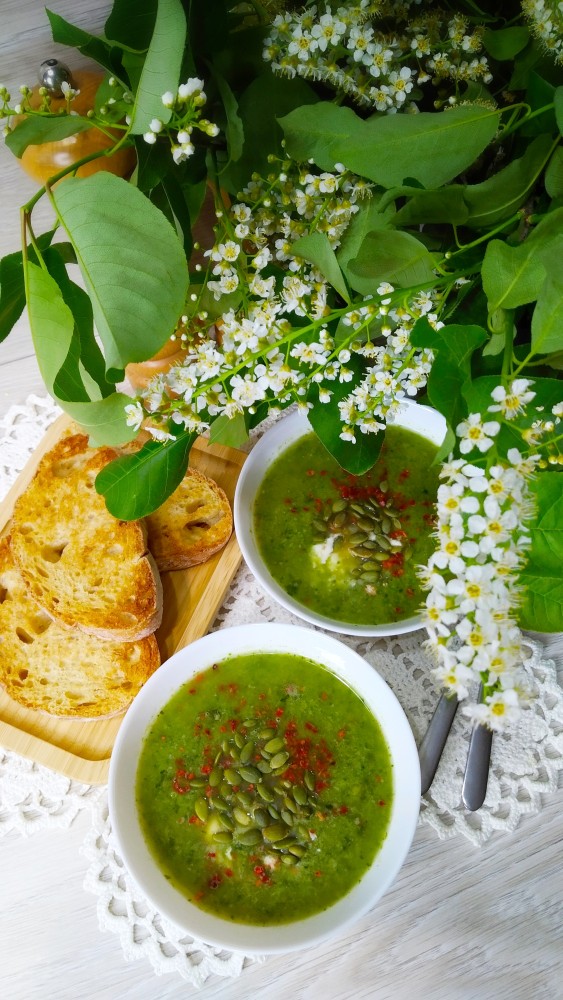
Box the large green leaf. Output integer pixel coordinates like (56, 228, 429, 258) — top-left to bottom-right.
(222, 73, 318, 192)
(411, 319, 488, 459)
(105, 0, 157, 50)
(128, 0, 187, 135)
(482, 239, 546, 311)
(483, 26, 530, 60)
(279, 102, 500, 190)
(544, 146, 563, 197)
(292, 232, 350, 302)
(26, 261, 75, 395)
(531, 273, 563, 355)
(306, 356, 384, 475)
(59, 396, 139, 446)
(5, 115, 93, 158)
(519, 473, 563, 632)
(336, 195, 394, 278)
(46, 10, 122, 75)
(51, 172, 188, 375)
(392, 186, 468, 226)
(348, 230, 436, 292)
(95, 432, 196, 517)
(464, 134, 556, 229)
(0, 252, 27, 342)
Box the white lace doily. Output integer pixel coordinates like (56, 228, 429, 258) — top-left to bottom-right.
(1, 394, 563, 981)
(82, 795, 261, 986)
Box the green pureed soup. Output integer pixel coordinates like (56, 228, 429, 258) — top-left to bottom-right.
(253, 425, 439, 625)
(136, 652, 393, 925)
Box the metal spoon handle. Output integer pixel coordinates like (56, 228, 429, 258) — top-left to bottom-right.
(419, 692, 459, 794)
(462, 722, 493, 811)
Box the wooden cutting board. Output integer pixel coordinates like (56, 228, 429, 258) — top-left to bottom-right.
(0, 415, 246, 784)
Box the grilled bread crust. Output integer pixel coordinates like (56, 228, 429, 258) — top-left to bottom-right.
(0, 537, 160, 718)
(146, 467, 233, 571)
(11, 434, 163, 641)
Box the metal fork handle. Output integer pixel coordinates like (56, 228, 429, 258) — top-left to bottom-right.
(418, 692, 459, 795)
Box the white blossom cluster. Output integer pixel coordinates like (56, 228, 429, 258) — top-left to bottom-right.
(126, 160, 439, 440)
(263, 2, 492, 112)
(522, 0, 563, 64)
(420, 379, 546, 732)
(143, 78, 219, 163)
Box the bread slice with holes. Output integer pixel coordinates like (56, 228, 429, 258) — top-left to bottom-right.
(11, 434, 163, 641)
(0, 537, 160, 718)
(145, 467, 233, 571)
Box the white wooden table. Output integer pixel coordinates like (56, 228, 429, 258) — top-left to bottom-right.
(1, 6, 562, 999)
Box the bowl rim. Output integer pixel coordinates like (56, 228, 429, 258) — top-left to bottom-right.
(108, 623, 421, 955)
(234, 400, 446, 637)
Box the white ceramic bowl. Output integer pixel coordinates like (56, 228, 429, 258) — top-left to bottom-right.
(109, 623, 420, 955)
(234, 401, 446, 637)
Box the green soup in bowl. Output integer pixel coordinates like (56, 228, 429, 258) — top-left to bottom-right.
(108, 624, 421, 954)
(234, 402, 446, 637)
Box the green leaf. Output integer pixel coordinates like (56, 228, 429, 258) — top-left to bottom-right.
(306, 356, 383, 475)
(5, 115, 93, 158)
(292, 232, 350, 302)
(208, 413, 248, 448)
(279, 102, 501, 190)
(531, 274, 563, 355)
(43, 247, 114, 401)
(58, 395, 138, 446)
(544, 145, 563, 197)
(392, 186, 468, 226)
(51, 172, 188, 375)
(482, 239, 546, 311)
(411, 318, 488, 440)
(46, 9, 121, 75)
(519, 473, 563, 631)
(0, 252, 26, 342)
(336, 195, 394, 278)
(26, 261, 75, 395)
(214, 72, 244, 165)
(128, 0, 187, 135)
(464, 134, 556, 229)
(222, 73, 318, 192)
(134, 136, 172, 191)
(554, 86, 563, 135)
(95, 433, 196, 517)
(483, 26, 530, 60)
(348, 230, 436, 292)
(105, 0, 157, 50)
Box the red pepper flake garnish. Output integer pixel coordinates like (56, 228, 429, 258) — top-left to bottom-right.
(399, 468, 411, 480)
(208, 874, 222, 889)
(290, 507, 299, 514)
(229, 718, 237, 731)
(224, 868, 233, 878)
(194, 890, 205, 902)
(394, 606, 403, 615)
(306, 469, 316, 476)
(283, 497, 293, 504)
(314, 871, 323, 877)
(338, 805, 348, 814)
(406, 587, 415, 598)
(305, 721, 319, 733)
(275, 707, 284, 717)
(207, 852, 216, 858)
(378, 800, 387, 807)
(253, 865, 265, 875)
(189, 687, 197, 695)
(320, 691, 328, 701)
(337, 729, 346, 740)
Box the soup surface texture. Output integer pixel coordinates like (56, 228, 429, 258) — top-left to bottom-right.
(253, 426, 439, 624)
(136, 652, 393, 924)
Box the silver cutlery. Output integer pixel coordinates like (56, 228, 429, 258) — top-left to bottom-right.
(419, 684, 493, 810)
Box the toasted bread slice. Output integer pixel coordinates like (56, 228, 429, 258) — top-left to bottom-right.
(146, 467, 233, 571)
(11, 434, 162, 641)
(0, 538, 160, 718)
